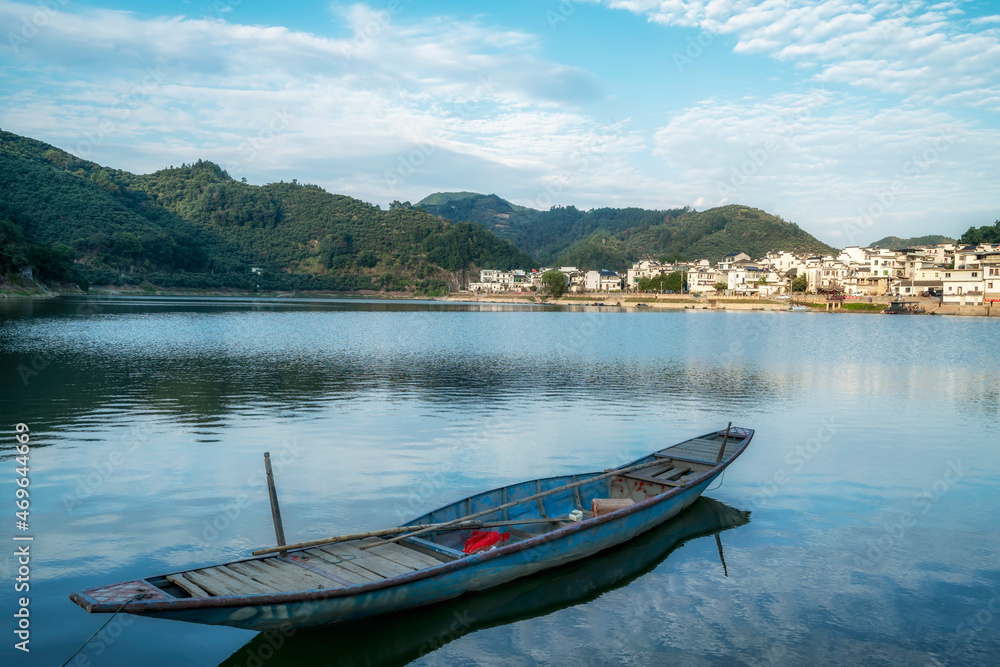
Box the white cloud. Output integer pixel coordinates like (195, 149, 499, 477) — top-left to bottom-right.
(591, 0, 1000, 110)
(649, 89, 1000, 242)
(0, 0, 997, 244)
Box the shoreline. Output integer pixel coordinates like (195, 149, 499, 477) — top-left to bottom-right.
(3, 287, 997, 317)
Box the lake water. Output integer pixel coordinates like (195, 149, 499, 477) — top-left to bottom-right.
(1, 296, 998, 666)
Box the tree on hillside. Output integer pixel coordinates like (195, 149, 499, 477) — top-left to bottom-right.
(960, 220, 1000, 244)
(638, 271, 684, 292)
(541, 270, 568, 297)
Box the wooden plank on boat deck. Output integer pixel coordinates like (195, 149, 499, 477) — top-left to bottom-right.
(237, 560, 324, 592)
(203, 565, 278, 595)
(359, 538, 443, 571)
(166, 573, 210, 598)
(303, 550, 380, 585)
(258, 559, 337, 590)
(216, 565, 286, 594)
(278, 557, 350, 588)
(657, 466, 692, 480)
(319, 543, 415, 579)
(310, 549, 388, 583)
(229, 561, 298, 592)
(184, 569, 244, 597)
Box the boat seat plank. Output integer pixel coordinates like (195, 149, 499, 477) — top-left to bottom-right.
(185, 569, 244, 597)
(228, 562, 296, 591)
(319, 543, 415, 579)
(399, 538, 460, 562)
(617, 472, 673, 487)
(656, 466, 692, 480)
(258, 559, 339, 590)
(655, 453, 717, 466)
(166, 573, 210, 598)
(359, 539, 443, 571)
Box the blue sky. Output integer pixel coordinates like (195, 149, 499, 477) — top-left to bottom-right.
(2, 1, 999, 246)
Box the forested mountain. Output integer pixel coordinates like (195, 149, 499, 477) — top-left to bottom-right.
(418, 193, 836, 268)
(868, 234, 955, 249)
(416, 192, 690, 265)
(0, 131, 536, 294)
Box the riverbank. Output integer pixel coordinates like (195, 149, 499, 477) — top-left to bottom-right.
(439, 293, 1000, 317)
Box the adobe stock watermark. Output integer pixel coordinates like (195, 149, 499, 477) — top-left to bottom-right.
(852, 459, 966, 570)
(383, 74, 497, 192)
(545, 0, 581, 30)
(76, 65, 167, 159)
(340, 0, 411, 59)
(672, 10, 732, 73)
(6, 0, 70, 56)
(716, 90, 827, 202)
(417, 609, 474, 657)
(942, 589, 1000, 658)
(843, 127, 958, 244)
(205, 0, 241, 20)
(61, 421, 156, 513)
(526, 116, 628, 210)
(224, 109, 293, 177)
(747, 417, 839, 510)
(199, 439, 302, 546)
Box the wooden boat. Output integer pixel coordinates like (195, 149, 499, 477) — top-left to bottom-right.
(70, 426, 753, 631)
(884, 300, 926, 314)
(219, 496, 750, 666)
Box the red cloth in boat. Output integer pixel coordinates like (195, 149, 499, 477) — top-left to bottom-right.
(462, 530, 510, 554)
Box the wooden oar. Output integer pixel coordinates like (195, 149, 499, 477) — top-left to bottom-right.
(251, 517, 569, 556)
(361, 457, 673, 550)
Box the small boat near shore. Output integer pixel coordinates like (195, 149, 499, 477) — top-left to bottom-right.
(70, 426, 753, 631)
(884, 300, 926, 314)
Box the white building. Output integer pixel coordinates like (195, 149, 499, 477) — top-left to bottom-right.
(584, 270, 623, 292)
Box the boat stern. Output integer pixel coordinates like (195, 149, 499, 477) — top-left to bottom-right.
(70, 578, 173, 613)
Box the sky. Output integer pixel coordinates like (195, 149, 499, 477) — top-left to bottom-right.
(1, 0, 999, 246)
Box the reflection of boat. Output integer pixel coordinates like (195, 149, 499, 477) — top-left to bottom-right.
(71, 427, 753, 632)
(884, 300, 926, 314)
(219, 497, 751, 667)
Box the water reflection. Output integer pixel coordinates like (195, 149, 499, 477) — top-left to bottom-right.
(219, 497, 750, 667)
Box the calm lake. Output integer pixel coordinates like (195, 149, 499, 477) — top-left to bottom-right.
(1, 296, 998, 666)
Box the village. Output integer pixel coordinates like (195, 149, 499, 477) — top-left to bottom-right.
(466, 241, 1000, 309)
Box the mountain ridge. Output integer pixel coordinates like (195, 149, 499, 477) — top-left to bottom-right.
(418, 192, 837, 266)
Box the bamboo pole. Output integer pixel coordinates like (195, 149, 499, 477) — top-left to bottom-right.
(361, 457, 673, 550)
(251, 517, 568, 556)
(715, 423, 732, 464)
(264, 452, 287, 557)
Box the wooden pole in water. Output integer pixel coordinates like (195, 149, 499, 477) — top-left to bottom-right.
(264, 452, 287, 557)
(362, 457, 673, 550)
(715, 422, 732, 464)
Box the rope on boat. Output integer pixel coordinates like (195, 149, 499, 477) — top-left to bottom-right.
(706, 466, 727, 492)
(60, 593, 146, 667)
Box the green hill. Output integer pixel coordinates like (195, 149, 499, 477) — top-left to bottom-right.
(419, 192, 836, 269)
(0, 131, 536, 294)
(868, 234, 955, 249)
